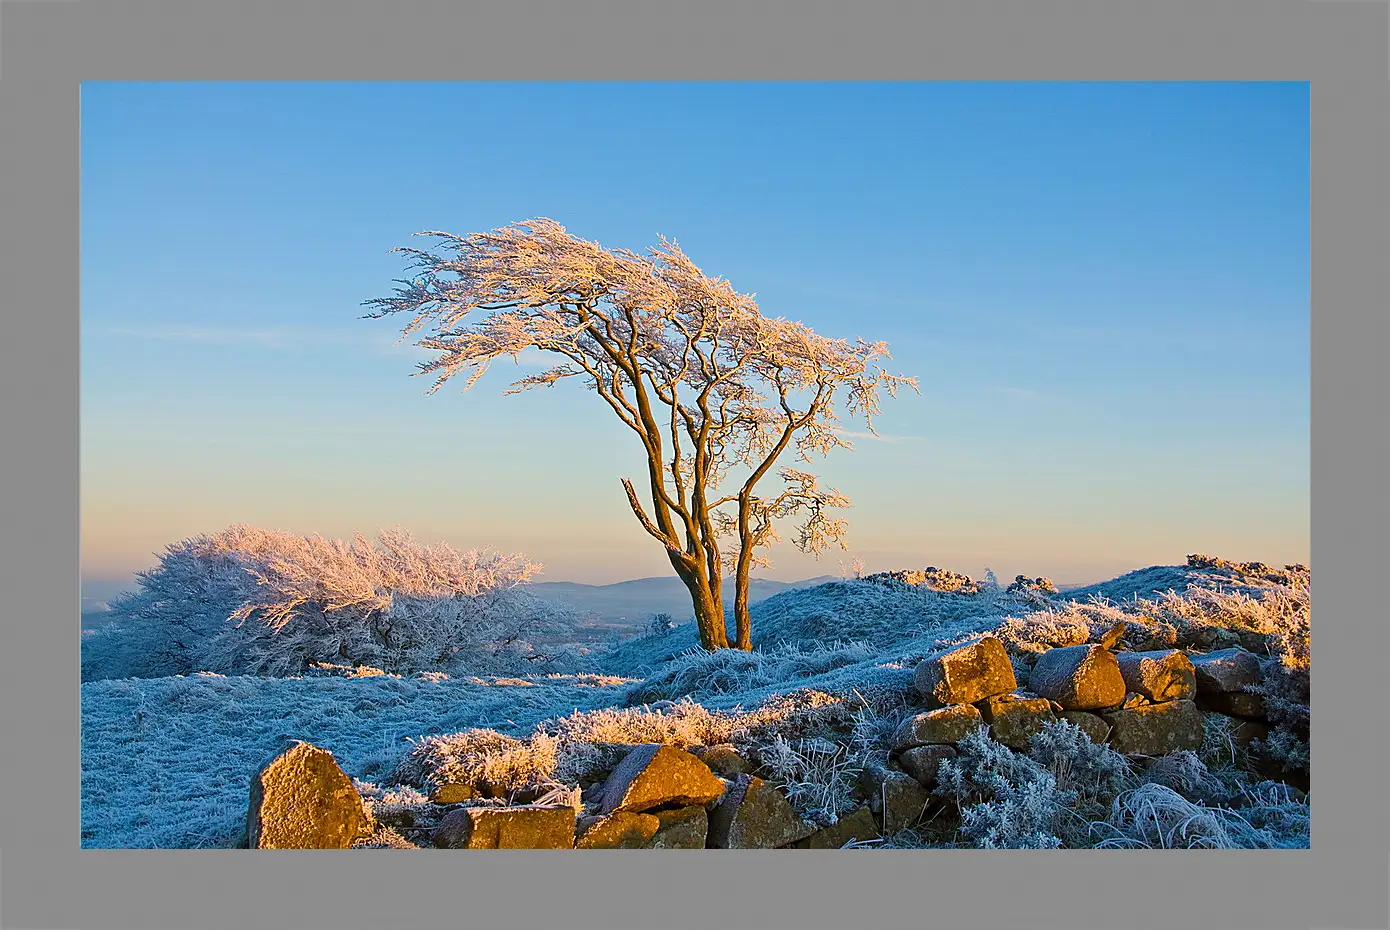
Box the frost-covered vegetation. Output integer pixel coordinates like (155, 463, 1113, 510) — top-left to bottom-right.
(80, 553, 1311, 850)
(81, 525, 584, 680)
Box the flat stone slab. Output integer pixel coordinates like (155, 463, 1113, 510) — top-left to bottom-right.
(599, 744, 727, 814)
(913, 635, 1018, 706)
(891, 704, 984, 751)
(1028, 644, 1127, 710)
(575, 811, 661, 849)
(246, 741, 365, 849)
(1116, 650, 1197, 703)
(1100, 700, 1204, 756)
(432, 805, 577, 849)
(707, 775, 817, 849)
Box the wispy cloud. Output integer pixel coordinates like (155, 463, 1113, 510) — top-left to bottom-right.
(833, 428, 923, 445)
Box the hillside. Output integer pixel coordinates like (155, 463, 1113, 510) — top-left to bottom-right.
(79, 556, 1311, 850)
(527, 574, 840, 627)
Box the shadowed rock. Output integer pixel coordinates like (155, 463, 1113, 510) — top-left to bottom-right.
(898, 745, 956, 789)
(707, 775, 817, 848)
(793, 807, 881, 848)
(1116, 650, 1197, 703)
(695, 744, 754, 777)
(978, 694, 1056, 750)
(1191, 648, 1263, 694)
(432, 805, 576, 849)
(1058, 711, 1112, 744)
(913, 636, 1017, 706)
(1028, 644, 1127, 710)
(599, 744, 726, 814)
(1101, 700, 1204, 756)
(1200, 691, 1266, 719)
(246, 741, 365, 849)
(857, 765, 929, 835)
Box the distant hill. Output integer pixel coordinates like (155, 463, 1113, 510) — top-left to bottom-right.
(527, 575, 841, 627)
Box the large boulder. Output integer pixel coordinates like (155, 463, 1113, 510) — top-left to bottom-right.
(978, 694, 1056, 750)
(1028, 645, 1127, 710)
(890, 704, 984, 751)
(897, 745, 956, 790)
(1190, 648, 1263, 694)
(707, 775, 817, 849)
(646, 806, 709, 849)
(857, 765, 929, 835)
(246, 741, 366, 849)
(913, 636, 1018, 706)
(575, 811, 661, 849)
(1116, 650, 1197, 703)
(432, 805, 576, 849)
(598, 744, 726, 814)
(1100, 700, 1204, 756)
(793, 806, 880, 849)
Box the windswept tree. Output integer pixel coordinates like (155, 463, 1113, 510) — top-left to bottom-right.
(365, 219, 917, 651)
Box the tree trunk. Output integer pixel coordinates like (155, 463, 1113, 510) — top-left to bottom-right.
(675, 563, 729, 650)
(732, 556, 753, 651)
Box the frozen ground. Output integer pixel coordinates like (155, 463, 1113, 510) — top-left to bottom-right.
(80, 559, 1310, 849)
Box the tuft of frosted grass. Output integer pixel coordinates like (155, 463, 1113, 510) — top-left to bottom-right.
(1089, 781, 1307, 849)
(757, 733, 863, 826)
(624, 641, 875, 703)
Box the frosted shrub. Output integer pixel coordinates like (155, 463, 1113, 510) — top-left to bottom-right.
(83, 525, 579, 680)
(934, 727, 1072, 848)
(1026, 720, 1134, 811)
(645, 613, 678, 638)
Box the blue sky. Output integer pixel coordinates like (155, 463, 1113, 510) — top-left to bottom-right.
(80, 81, 1310, 592)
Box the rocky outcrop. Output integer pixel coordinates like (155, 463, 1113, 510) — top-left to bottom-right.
(707, 775, 817, 848)
(598, 744, 727, 814)
(432, 805, 576, 849)
(913, 636, 1018, 706)
(246, 741, 367, 849)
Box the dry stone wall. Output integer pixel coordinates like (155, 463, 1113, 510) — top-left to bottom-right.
(243, 634, 1291, 849)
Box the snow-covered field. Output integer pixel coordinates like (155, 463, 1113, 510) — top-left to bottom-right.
(80, 559, 1311, 849)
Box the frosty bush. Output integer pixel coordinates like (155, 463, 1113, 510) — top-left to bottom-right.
(934, 728, 1071, 849)
(81, 525, 580, 680)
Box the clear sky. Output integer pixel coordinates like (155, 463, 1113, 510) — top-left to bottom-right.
(80, 81, 1310, 593)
